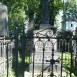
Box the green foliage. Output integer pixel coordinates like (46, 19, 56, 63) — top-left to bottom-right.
(0, 0, 76, 33)
(25, 0, 40, 13)
(63, 0, 76, 19)
(0, 0, 27, 31)
(60, 53, 77, 76)
(25, 56, 32, 64)
(35, 0, 63, 26)
(48, 0, 62, 25)
(60, 53, 71, 66)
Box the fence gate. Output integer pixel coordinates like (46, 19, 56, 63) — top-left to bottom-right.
(13, 27, 77, 77)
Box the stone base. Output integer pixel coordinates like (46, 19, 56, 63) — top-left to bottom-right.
(29, 63, 61, 73)
(29, 25, 60, 76)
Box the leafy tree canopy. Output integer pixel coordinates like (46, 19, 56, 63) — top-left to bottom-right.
(0, 0, 76, 31)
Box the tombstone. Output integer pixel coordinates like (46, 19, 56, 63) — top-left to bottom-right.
(29, 25, 60, 77)
(0, 3, 8, 36)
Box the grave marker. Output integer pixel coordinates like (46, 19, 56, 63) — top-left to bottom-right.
(0, 4, 8, 36)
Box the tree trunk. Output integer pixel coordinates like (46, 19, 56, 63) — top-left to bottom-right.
(26, 11, 34, 72)
(27, 12, 34, 37)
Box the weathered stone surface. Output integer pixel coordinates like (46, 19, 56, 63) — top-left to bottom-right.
(0, 4, 8, 36)
(29, 27, 60, 75)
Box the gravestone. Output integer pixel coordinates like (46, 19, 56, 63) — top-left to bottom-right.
(0, 3, 8, 36)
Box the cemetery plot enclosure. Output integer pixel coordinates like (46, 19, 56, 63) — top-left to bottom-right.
(16, 27, 77, 77)
(0, 27, 77, 77)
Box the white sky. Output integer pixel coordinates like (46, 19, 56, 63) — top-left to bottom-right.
(62, 0, 68, 3)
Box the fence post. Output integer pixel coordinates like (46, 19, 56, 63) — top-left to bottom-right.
(42, 43, 45, 77)
(21, 31, 26, 77)
(51, 44, 54, 77)
(14, 27, 19, 77)
(6, 43, 8, 77)
(61, 40, 64, 77)
(70, 45, 73, 77)
(3, 37, 6, 74)
(75, 27, 77, 68)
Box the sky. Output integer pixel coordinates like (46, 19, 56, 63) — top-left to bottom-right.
(62, 0, 69, 3)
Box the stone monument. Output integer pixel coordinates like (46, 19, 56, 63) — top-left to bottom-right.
(0, 3, 8, 36)
(29, 0, 60, 76)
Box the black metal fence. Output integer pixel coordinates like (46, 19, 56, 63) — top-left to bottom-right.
(23, 28, 77, 77)
(1, 27, 77, 77)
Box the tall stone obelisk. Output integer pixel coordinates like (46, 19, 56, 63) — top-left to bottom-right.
(40, 0, 50, 29)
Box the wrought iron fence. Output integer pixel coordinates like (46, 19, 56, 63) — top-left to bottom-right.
(5, 27, 77, 77)
(24, 27, 77, 77)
